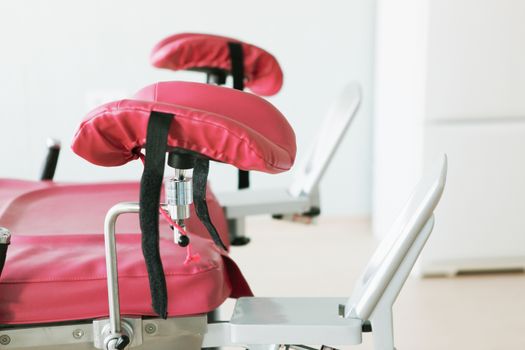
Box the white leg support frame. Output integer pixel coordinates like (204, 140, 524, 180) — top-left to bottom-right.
(218, 83, 362, 227)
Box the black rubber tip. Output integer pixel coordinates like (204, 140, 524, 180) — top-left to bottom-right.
(115, 335, 130, 350)
(230, 236, 251, 246)
(178, 235, 190, 247)
(362, 320, 373, 333)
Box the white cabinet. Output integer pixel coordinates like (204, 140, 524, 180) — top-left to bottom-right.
(421, 122, 525, 274)
(373, 0, 525, 275)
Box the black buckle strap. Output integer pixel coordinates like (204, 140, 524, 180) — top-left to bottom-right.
(227, 41, 245, 91)
(139, 111, 228, 318)
(227, 41, 250, 190)
(139, 111, 174, 318)
(193, 158, 228, 250)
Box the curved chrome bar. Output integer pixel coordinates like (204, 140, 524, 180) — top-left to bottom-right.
(104, 202, 140, 336)
(104, 202, 171, 349)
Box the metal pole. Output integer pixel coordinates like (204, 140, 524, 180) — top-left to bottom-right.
(104, 202, 140, 335)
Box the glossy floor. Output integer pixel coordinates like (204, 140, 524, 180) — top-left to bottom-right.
(220, 216, 525, 350)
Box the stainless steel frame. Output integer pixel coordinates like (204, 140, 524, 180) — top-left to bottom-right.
(0, 316, 206, 350)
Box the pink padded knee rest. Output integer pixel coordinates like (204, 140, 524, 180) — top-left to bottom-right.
(0, 179, 251, 324)
(150, 33, 283, 96)
(72, 81, 296, 171)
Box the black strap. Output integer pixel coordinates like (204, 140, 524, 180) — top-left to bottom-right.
(238, 170, 250, 189)
(139, 111, 173, 319)
(0, 244, 7, 278)
(40, 144, 60, 180)
(227, 41, 245, 91)
(227, 41, 250, 189)
(193, 158, 228, 250)
(139, 111, 228, 318)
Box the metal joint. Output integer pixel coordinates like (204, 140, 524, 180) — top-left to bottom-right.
(0, 228, 11, 245)
(165, 168, 194, 243)
(93, 318, 142, 349)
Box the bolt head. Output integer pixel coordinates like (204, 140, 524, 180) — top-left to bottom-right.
(0, 335, 11, 345)
(72, 329, 84, 339)
(144, 323, 157, 334)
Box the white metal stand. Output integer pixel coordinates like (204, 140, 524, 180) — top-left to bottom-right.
(218, 83, 361, 228)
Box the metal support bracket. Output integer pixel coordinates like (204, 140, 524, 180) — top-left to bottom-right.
(93, 318, 143, 349)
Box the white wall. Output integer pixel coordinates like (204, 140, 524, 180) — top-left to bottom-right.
(0, 0, 376, 216)
(373, 0, 525, 273)
(372, 0, 429, 236)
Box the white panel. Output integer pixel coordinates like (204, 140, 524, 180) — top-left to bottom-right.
(372, 0, 429, 238)
(421, 121, 525, 273)
(426, 0, 525, 121)
(230, 297, 362, 346)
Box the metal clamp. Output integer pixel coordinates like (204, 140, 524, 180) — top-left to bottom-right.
(165, 168, 193, 245)
(93, 318, 142, 350)
(0, 227, 11, 245)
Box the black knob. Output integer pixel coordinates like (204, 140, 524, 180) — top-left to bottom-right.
(178, 235, 190, 247)
(231, 236, 251, 246)
(115, 335, 130, 350)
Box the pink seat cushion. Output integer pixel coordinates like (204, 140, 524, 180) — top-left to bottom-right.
(0, 179, 230, 246)
(72, 82, 296, 171)
(0, 179, 251, 324)
(151, 33, 283, 96)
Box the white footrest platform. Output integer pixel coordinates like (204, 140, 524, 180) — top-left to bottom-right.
(218, 188, 310, 219)
(230, 297, 362, 346)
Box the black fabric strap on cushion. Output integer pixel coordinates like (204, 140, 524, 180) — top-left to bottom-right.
(227, 41, 245, 91)
(227, 41, 250, 190)
(193, 158, 228, 250)
(0, 244, 7, 278)
(139, 110, 174, 319)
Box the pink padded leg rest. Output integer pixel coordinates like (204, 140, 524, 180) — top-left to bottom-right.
(72, 82, 295, 170)
(151, 33, 283, 96)
(0, 179, 251, 324)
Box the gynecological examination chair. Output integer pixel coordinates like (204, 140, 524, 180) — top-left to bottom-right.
(0, 77, 447, 350)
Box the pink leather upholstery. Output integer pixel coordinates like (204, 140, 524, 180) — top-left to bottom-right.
(0, 179, 251, 324)
(72, 82, 296, 171)
(151, 33, 283, 96)
(0, 179, 229, 246)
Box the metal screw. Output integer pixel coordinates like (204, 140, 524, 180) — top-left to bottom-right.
(72, 329, 84, 339)
(144, 323, 157, 334)
(0, 335, 10, 345)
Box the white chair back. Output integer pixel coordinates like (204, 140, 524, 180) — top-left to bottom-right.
(288, 82, 362, 197)
(345, 155, 447, 320)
